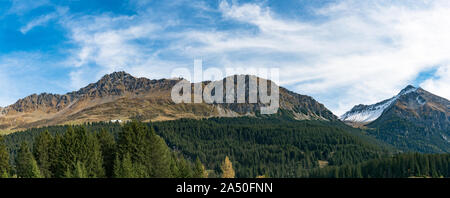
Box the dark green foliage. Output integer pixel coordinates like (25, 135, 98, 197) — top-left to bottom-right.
(97, 129, 116, 177)
(113, 152, 136, 178)
(115, 121, 172, 177)
(151, 117, 388, 177)
(0, 136, 10, 177)
(3, 121, 202, 178)
(367, 116, 450, 153)
(4, 122, 122, 164)
(193, 157, 206, 178)
(308, 153, 450, 178)
(33, 131, 52, 178)
(3, 118, 449, 178)
(56, 126, 105, 178)
(170, 152, 195, 178)
(15, 142, 41, 178)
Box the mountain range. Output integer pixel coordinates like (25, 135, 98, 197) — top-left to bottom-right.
(1, 71, 448, 153)
(0, 71, 335, 132)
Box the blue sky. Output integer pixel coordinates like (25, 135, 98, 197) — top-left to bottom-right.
(0, 0, 449, 115)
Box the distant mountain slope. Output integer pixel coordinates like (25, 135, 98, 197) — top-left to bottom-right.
(340, 85, 418, 123)
(0, 71, 337, 132)
(341, 85, 450, 153)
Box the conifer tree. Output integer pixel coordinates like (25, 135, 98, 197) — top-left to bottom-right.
(72, 161, 88, 178)
(194, 157, 208, 178)
(97, 128, 116, 177)
(174, 154, 193, 178)
(148, 133, 172, 177)
(33, 130, 53, 178)
(58, 127, 105, 178)
(15, 142, 42, 178)
(0, 135, 10, 178)
(117, 121, 172, 178)
(49, 134, 65, 178)
(114, 152, 134, 178)
(84, 132, 105, 178)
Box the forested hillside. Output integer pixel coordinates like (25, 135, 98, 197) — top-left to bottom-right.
(0, 121, 206, 178)
(2, 117, 450, 178)
(308, 153, 450, 178)
(2, 118, 389, 178)
(151, 117, 389, 177)
(366, 116, 450, 153)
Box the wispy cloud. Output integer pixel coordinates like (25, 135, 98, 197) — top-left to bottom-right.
(61, 13, 182, 89)
(2, 0, 449, 114)
(7, 0, 50, 15)
(177, 0, 450, 114)
(20, 6, 68, 34)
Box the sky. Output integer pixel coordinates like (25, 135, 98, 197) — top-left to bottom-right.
(0, 0, 449, 115)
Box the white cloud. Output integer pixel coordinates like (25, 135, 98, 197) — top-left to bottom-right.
(177, 0, 450, 115)
(51, 0, 450, 115)
(62, 14, 184, 90)
(7, 0, 50, 15)
(20, 7, 68, 34)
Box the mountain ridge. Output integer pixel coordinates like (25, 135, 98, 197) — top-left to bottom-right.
(341, 85, 450, 153)
(0, 71, 337, 132)
(340, 85, 420, 123)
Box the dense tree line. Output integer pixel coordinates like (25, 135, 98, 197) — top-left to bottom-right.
(0, 121, 206, 178)
(150, 117, 388, 177)
(2, 118, 386, 178)
(367, 116, 450, 153)
(307, 153, 450, 178)
(3, 117, 449, 178)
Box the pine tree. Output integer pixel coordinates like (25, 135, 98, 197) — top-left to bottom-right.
(194, 157, 208, 178)
(60, 126, 77, 174)
(15, 142, 42, 178)
(175, 154, 193, 178)
(49, 134, 65, 178)
(114, 152, 135, 178)
(169, 153, 180, 178)
(97, 128, 116, 177)
(117, 121, 172, 178)
(58, 126, 105, 178)
(148, 133, 172, 177)
(33, 130, 53, 178)
(30, 157, 43, 178)
(84, 132, 105, 178)
(221, 156, 235, 178)
(73, 161, 88, 178)
(0, 135, 10, 178)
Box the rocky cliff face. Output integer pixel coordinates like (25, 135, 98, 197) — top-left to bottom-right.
(0, 71, 337, 132)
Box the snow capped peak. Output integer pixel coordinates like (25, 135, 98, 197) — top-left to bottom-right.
(340, 97, 395, 123)
(340, 85, 419, 123)
(398, 85, 417, 96)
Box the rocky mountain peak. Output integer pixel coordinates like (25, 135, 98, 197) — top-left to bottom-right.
(398, 85, 418, 96)
(0, 71, 339, 131)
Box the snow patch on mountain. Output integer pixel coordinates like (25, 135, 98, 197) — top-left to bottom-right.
(340, 85, 418, 123)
